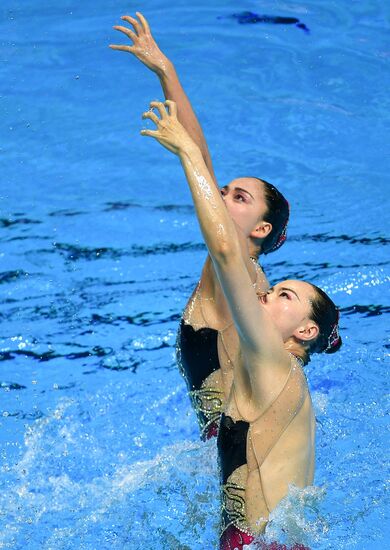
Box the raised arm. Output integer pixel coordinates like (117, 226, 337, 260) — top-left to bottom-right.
(141, 101, 289, 374)
(110, 12, 217, 183)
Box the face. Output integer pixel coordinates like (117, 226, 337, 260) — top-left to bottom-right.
(258, 280, 318, 343)
(220, 177, 268, 237)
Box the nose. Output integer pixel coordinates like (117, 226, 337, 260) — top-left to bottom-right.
(221, 190, 232, 209)
(264, 288, 274, 302)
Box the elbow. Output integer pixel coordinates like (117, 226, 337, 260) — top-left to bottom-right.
(211, 237, 241, 267)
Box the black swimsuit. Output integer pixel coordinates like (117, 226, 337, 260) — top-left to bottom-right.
(218, 414, 252, 549)
(218, 414, 249, 484)
(177, 321, 220, 391)
(176, 319, 224, 439)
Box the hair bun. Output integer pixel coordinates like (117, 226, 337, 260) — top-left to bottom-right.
(324, 311, 341, 353)
(325, 334, 342, 354)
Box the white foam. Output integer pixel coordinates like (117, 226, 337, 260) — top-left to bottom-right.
(262, 484, 328, 547)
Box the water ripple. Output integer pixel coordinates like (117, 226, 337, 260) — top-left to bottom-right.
(295, 233, 390, 246)
(340, 304, 390, 317)
(0, 345, 112, 363)
(0, 270, 30, 284)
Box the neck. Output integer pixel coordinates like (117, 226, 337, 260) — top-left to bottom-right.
(248, 237, 262, 260)
(284, 338, 309, 366)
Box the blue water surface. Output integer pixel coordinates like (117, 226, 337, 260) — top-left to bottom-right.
(1, 0, 389, 548)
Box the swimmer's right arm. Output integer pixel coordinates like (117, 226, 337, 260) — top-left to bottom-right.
(110, 12, 217, 184)
(141, 101, 290, 384)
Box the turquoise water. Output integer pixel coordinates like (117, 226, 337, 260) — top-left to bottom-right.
(1, 1, 389, 548)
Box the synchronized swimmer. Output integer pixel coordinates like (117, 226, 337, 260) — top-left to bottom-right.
(110, 12, 341, 550)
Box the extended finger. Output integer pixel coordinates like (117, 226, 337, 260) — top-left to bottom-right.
(113, 25, 137, 42)
(121, 15, 142, 35)
(165, 100, 177, 117)
(136, 12, 151, 34)
(149, 101, 167, 119)
(109, 44, 135, 53)
(142, 111, 160, 125)
(140, 129, 159, 137)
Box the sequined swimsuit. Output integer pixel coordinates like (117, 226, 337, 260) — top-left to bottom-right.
(176, 320, 228, 439)
(217, 356, 310, 550)
(176, 260, 266, 440)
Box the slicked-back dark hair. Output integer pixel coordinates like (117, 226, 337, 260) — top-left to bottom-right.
(253, 178, 290, 254)
(309, 284, 342, 354)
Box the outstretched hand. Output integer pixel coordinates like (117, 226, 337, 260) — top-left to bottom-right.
(141, 100, 196, 156)
(110, 12, 168, 75)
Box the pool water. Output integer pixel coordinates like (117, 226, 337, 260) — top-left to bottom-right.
(0, 1, 389, 548)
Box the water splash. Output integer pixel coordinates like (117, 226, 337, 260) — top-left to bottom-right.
(0, 398, 219, 549)
(262, 485, 328, 547)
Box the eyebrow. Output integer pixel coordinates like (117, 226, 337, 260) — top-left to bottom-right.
(233, 187, 255, 200)
(280, 287, 301, 301)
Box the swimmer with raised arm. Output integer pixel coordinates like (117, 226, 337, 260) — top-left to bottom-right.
(110, 13, 289, 440)
(139, 100, 341, 549)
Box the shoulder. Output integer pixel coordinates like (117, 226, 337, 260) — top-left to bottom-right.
(241, 354, 309, 423)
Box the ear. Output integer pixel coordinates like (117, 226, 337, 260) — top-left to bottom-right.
(294, 322, 319, 343)
(250, 222, 272, 240)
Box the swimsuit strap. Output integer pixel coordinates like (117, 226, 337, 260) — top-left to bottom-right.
(182, 280, 233, 331)
(249, 355, 308, 468)
(197, 283, 234, 333)
(218, 325, 236, 365)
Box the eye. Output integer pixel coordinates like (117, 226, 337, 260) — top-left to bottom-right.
(234, 193, 246, 202)
(220, 188, 227, 197)
(280, 291, 291, 299)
